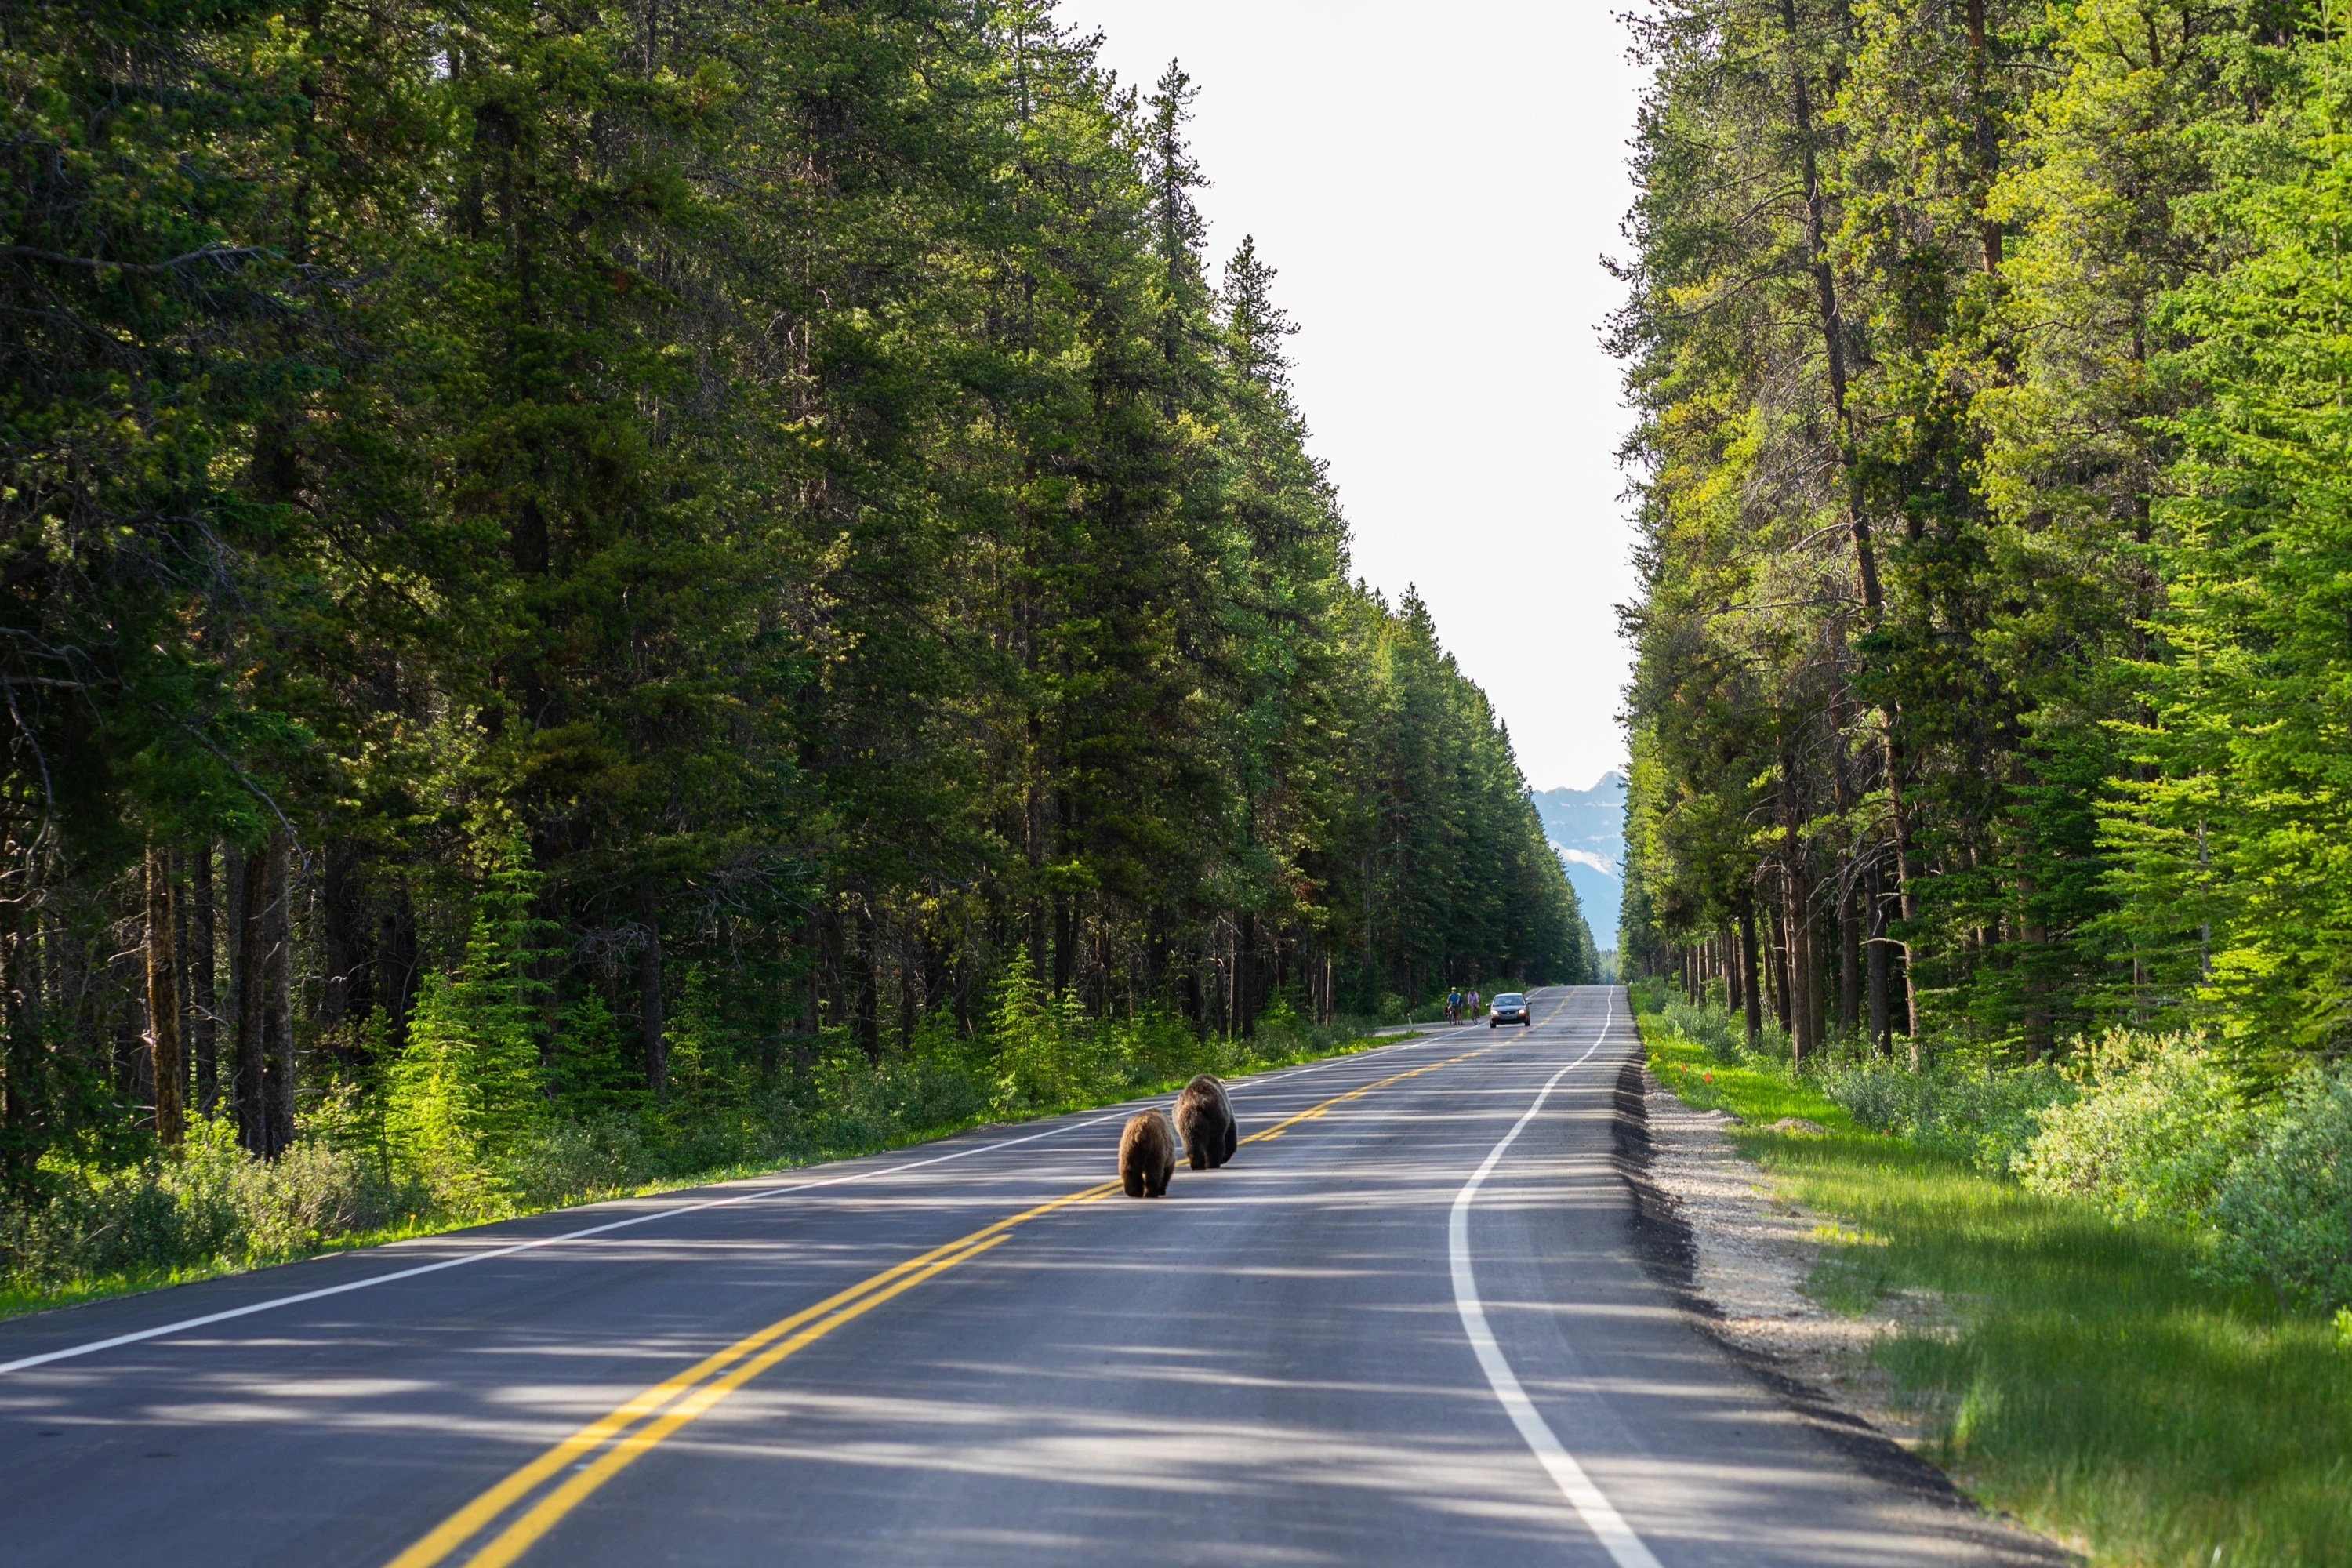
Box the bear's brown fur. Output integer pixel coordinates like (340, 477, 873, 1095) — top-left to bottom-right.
(1174, 1074, 1238, 1170)
(1119, 1109, 1176, 1198)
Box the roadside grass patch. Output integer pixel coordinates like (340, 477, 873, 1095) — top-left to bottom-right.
(1638, 1010, 2352, 1567)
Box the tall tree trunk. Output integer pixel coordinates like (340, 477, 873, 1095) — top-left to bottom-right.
(1777, 0, 1923, 1045)
(637, 880, 666, 1094)
(263, 833, 294, 1157)
(796, 915, 820, 1063)
(1887, 730, 1922, 1045)
(2, 896, 34, 1189)
(1051, 891, 1076, 997)
(145, 847, 183, 1146)
(319, 837, 375, 1071)
(899, 925, 920, 1051)
(1783, 873, 1812, 1069)
(2012, 758, 2053, 1055)
(1778, 743, 1814, 1062)
(176, 856, 197, 1114)
(1839, 872, 1860, 1040)
(116, 910, 150, 1110)
(1867, 861, 1891, 1055)
(234, 846, 271, 1155)
(1239, 912, 1260, 1036)
(855, 900, 880, 1059)
(380, 880, 419, 1056)
(2020, 866, 2052, 1056)
(220, 846, 242, 1116)
(1768, 902, 1792, 1034)
(1738, 904, 1763, 1051)
(1965, 0, 2002, 272)
(1808, 894, 1828, 1057)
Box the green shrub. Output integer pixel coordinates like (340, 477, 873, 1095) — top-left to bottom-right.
(507, 1116, 652, 1210)
(988, 948, 1095, 1112)
(1823, 1058, 1917, 1132)
(2211, 1065, 2352, 1312)
(1910, 1061, 2072, 1174)
(1, 1160, 222, 1290)
(1649, 990, 1790, 1064)
(1817, 1053, 2071, 1174)
(545, 995, 645, 1116)
(0, 1114, 415, 1293)
(242, 1136, 409, 1256)
(1245, 1007, 1385, 1066)
(2016, 1032, 2252, 1225)
(1660, 993, 1741, 1061)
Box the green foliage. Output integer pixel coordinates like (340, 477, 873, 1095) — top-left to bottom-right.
(1822, 1056, 2072, 1176)
(380, 844, 554, 1203)
(1658, 993, 1749, 1063)
(2211, 1065, 2352, 1312)
(2015, 1033, 2254, 1226)
(0, 0, 1582, 1243)
(505, 1117, 651, 1214)
(987, 948, 1093, 1115)
(0, 1114, 417, 1295)
(2106, 34, 2352, 1058)
(1614, 0, 2352, 1069)
(545, 996, 642, 1118)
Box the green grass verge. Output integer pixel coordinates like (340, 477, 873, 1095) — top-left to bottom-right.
(0, 1026, 1417, 1326)
(1639, 1013, 2352, 1568)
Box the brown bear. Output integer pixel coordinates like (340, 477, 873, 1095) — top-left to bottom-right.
(1174, 1074, 1238, 1170)
(1119, 1108, 1176, 1198)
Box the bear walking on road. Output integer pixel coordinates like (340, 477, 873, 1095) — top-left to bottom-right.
(1120, 1109, 1176, 1197)
(1174, 1075, 1238, 1170)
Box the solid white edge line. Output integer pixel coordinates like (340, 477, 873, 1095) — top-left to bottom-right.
(0, 1020, 1457, 1377)
(1448, 986, 1665, 1568)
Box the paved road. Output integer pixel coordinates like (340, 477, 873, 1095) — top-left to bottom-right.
(0, 986, 2056, 1566)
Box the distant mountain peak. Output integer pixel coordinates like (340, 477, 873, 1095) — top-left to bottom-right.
(1531, 768, 1628, 939)
(1535, 770, 1625, 800)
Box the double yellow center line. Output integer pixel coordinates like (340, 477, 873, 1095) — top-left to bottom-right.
(388, 1040, 1494, 1568)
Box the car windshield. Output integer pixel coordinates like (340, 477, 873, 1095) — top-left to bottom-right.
(1496, 994, 1524, 1007)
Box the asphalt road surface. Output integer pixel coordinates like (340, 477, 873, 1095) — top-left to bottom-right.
(0, 985, 2061, 1566)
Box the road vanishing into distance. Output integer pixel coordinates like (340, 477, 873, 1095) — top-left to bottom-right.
(0, 986, 2061, 1567)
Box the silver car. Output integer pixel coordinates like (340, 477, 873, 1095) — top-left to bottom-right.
(1488, 993, 1530, 1027)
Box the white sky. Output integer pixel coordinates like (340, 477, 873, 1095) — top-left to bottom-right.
(1064, 0, 1646, 793)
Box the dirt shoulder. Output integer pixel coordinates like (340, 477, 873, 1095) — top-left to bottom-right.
(1630, 1064, 1951, 1449)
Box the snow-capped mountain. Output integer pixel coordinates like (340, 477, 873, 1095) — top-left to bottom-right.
(1533, 771, 1625, 944)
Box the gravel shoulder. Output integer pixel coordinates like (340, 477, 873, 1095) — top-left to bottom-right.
(1638, 1069, 1951, 1449)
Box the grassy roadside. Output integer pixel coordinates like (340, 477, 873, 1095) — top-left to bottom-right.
(1637, 1011, 2352, 1568)
(0, 1025, 1417, 1327)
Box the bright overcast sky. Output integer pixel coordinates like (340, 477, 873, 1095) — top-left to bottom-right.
(1065, 1, 1647, 793)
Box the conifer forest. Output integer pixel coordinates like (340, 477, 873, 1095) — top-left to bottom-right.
(0, 1, 1591, 1279)
(1617, 0, 2352, 1075)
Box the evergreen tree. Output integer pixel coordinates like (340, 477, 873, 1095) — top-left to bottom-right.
(0, 1, 1582, 1196)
